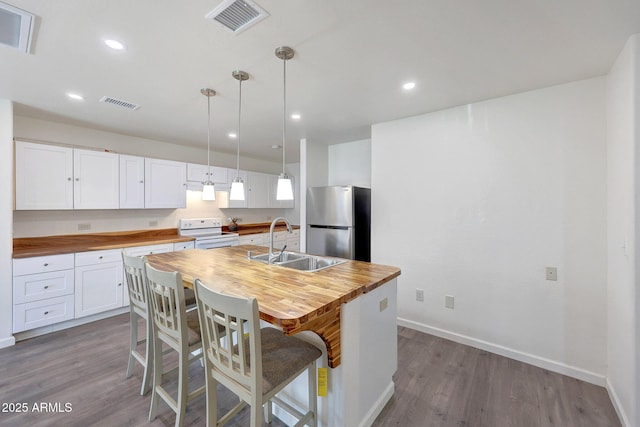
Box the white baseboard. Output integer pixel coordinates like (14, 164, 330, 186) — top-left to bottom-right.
(359, 381, 394, 427)
(606, 378, 631, 427)
(0, 335, 16, 349)
(398, 318, 606, 387)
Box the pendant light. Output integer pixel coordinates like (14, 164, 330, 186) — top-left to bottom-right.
(275, 46, 294, 201)
(230, 70, 249, 201)
(201, 88, 216, 201)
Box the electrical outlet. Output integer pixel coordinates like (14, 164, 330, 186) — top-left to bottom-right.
(149, 220, 158, 227)
(445, 295, 455, 309)
(416, 289, 424, 302)
(545, 267, 558, 281)
(379, 297, 388, 312)
(78, 223, 91, 231)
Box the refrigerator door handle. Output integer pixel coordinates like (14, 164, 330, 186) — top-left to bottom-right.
(308, 225, 350, 230)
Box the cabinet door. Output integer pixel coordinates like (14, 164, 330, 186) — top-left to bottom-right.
(227, 169, 248, 208)
(145, 158, 186, 208)
(73, 149, 119, 209)
(74, 262, 124, 318)
(247, 172, 270, 208)
(15, 141, 73, 210)
(119, 155, 145, 209)
(187, 163, 228, 184)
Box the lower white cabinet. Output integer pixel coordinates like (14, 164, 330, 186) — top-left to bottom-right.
(12, 254, 75, 333)
(123, 243, 174, 257)
(74, 249, 124, 318)
(173, 241, 195, 251)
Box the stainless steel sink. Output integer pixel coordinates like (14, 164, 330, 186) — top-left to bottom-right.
(277, 255, 346, 272)
(248, 251, 345, 272)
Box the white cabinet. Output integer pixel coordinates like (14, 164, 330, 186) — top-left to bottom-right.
(145, 158, 187, 209)
(15, 141, 73, 210)
(119, 155, 145, 209)
(247, 172, 270, 208)
(15, 141, 119, 210)
(12, 254, 75, 332)
(123, 243, 174, 257)
(74, 249, 124, 318)
(187, 163, 228, 185)
(73, 149, 119, 209)
(173, 241, 195, 251)
(287, 229, 301, 251)
(238, 233, 266, 246)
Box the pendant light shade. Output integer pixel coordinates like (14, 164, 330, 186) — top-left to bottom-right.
(230, 70, 249, 201)
(201, 88, 216, 201)
(275, 46, 294, 201)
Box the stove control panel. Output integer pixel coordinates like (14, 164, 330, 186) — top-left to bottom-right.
(179, 218, 222, 230)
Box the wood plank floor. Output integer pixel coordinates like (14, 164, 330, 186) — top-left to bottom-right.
(0, 315, 621, 426)
(373, 327, 621, 427)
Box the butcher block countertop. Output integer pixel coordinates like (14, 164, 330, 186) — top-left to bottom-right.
(13, 228, 193, 259)
(146, 246, 401, 367)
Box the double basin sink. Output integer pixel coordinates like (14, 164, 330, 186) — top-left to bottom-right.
(249, 251, 346, 272)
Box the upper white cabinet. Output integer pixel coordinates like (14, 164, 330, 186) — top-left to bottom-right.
(145, 158, 187, 209)
(15, 141, 73, 210)
(119, 155, 145, 209)
(247, 171, 270, 209)
(187, 163, 228, 185)
(15, 142, 119, 210)
(73, 149, 119, 209)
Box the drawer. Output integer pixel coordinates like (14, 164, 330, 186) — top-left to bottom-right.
(13, 295, 75, 333)
(75, 249, 122, 267)
(173, 241, 195, 251)
(123, 243, 174, 257)
(239, 234, 265, 245)
(13, 269, 74, 304)
(13, 254, 75, 277)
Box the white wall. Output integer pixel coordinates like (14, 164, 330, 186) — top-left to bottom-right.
(606, 34, 639, 427)
(328, 139, 371, 187)
(371, 78, 608, 384)
(12, 116, 290, 237)
(0, 100, 14, 348)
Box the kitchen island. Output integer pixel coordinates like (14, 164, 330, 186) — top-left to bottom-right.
(146, 246, 401, 427)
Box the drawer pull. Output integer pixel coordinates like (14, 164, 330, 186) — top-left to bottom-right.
(118, 283, 122, 287)
(99, 256, 103, 259)
(44, 311, 49, 315)
(44, 285, 49, 289)
(44, 263, 49, 267)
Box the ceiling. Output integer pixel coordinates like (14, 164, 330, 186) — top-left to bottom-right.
(1, 0, 639, 163)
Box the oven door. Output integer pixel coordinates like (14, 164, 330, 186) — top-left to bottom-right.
(195, 236, 239, 250)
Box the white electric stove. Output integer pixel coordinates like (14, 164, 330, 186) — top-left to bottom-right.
(178, 218, 239, 249)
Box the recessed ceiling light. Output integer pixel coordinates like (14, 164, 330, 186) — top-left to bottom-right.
(66, 93, 84, 101)
(228, 132, 237, 139)
(291, 113, 301, 120)
(402, 82, 416, 90)
(104, 39, 126, 51)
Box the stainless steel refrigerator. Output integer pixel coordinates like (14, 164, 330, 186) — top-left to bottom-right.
(306, 185, 371, 261)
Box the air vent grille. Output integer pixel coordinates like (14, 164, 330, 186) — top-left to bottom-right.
(0, 1, 34, 54)
(205, 0, 269, 34)
(99, 96, 141, 111)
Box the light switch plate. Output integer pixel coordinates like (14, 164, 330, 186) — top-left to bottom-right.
(416, 289, 424, 302)
(546, 267, 558, 281)
(379, 297, 388, 312)
(445, 295, 454, 309)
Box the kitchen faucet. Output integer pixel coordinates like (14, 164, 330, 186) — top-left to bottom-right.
(269, 217, 292, 264)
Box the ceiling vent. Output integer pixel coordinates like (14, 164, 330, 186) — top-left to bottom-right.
(205, 0, 269, 34)
(99, 96, 141, 111)
(0, 1, 34, 54)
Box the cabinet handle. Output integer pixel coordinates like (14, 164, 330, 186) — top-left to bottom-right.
(99, 256, 103, 259)
(44, 311, 49, 315)
(44, 285, 49, 289)
(75, 178, 79, 181)
(43, 263, 49, 267)
(118, 283, 122, 287)
(139, 180, 144, 184)
(67, 177, 72, 181)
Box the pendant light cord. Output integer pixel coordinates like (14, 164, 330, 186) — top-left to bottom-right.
(237, 78, 242, 176)
(207, 93, 211, 177)
(282, 54, 286, 175)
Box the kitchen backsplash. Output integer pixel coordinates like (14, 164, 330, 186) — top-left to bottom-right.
(13, 190, 294, 238)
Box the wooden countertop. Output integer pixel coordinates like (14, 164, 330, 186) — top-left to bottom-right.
(13, 228, 193, 258)
(146, 246, 401, 367)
